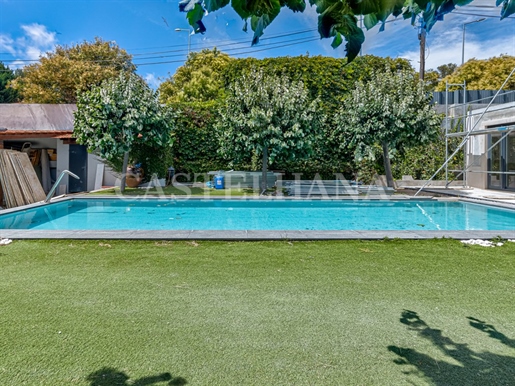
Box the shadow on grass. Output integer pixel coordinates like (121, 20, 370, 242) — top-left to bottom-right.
(87, 367, 187, 386)
(467, 316, 515, 349)
(388, 310, 515, 385)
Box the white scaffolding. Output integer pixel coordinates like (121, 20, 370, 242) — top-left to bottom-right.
(415, 66, 515, 196)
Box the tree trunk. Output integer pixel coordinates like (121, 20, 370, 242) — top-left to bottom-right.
(261, 146, 268, 194)
(120, 151, 129, 192)
(382, 141, 395, 188)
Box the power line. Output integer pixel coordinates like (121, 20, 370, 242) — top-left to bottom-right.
(453, 11, 515, 19)
(2, 10, 512, 70)
(135, 37, 321, 66)
(130, 28, 318, 54)
(0, 28, 318, 58)
(0, 35, 322, 71)
(134, 35, 319, 62)
(0, 31, 321, 66)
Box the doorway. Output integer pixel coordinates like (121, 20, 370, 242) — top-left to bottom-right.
(69, 144, 88, 193)
(488, 131, 515, 190)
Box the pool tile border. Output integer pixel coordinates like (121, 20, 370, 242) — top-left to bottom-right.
(1, 229, 514, 240)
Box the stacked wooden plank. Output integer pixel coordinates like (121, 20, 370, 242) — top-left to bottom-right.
(0, 150, 46, 209)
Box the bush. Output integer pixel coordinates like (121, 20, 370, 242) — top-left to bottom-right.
(168, 101, 228, 177)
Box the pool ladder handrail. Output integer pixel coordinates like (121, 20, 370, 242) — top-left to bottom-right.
(44, 170, 80, 203)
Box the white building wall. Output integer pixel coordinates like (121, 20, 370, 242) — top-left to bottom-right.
(56, 140, 70, 195)
(87, 154, 119, 190)
(49, 140, 119, 193)
(466, 102, 515, 189)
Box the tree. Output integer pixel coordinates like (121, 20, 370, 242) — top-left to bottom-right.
(423, 70, 440, 90)
(221, 55, 412, 180)
(74, 72, 173, 191)
(0, 62, 20, 103)
(436, 55, 515, 91)
(424, 63, 457, 90)
(178, 0, 514, 61)
(437, 63, 457, 78)
(217, 68, 321, 192)
(159, 48, 234, 104)
(336, 68, 442, 188)
(222, 55, 411, 112)
(10, 38, 135, 103)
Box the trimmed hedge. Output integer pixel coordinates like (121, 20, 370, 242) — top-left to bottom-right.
(164, 55, 448, 182)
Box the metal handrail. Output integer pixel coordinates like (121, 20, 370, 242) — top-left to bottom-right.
(44, 170, 80, 203)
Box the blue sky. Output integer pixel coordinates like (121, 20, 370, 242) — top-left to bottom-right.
(1, 0, 514, 88)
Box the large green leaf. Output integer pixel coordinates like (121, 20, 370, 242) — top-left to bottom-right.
(178, 0, 199, 12)
(231, 0, 252, 19)
(341, 16, 365, 61)
(364, 13, 379, 29)
(452, 0, 474, 6)
(186, 4, 204, 26)
(251, 15, 270, 45)
(204, 0, 230, 12)
(331, 31, 343, 48)
(184, 2, 207, 33)
(281, 0, 306, 12)
(352, 0, 382, 14)
(501, 0, 515, 19)
(178, 0, 514, 62)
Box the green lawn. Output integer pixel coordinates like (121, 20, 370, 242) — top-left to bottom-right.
(91, 186, 260, 197)
(0, 240, 514, 385)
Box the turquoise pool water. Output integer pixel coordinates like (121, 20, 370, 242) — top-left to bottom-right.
(1, 199, 515, 231)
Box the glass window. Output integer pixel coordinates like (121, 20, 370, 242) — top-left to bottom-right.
(507, 134, 515, 189)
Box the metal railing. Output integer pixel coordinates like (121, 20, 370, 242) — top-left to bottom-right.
(44, 170, 80, 203)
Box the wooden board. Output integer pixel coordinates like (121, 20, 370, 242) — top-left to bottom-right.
(0, 150, 46, 208)
(94, 164, 104, 190)
(40, 149, 51, 192)
(0, 151, 24, 208)
(9, 151, 46, 203)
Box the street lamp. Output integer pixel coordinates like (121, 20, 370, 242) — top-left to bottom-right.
(462, 18, 485, 65)
(175, 27, 193, 56)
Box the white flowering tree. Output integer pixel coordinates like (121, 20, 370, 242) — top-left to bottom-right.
(217, 69, 321, 192)
(74, 72, 173, 191)
(336, 68, 442, 187)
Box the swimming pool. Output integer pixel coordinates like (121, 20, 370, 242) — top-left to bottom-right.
(1, 198, 515, 231)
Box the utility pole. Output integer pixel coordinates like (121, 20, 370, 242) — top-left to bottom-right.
(461, 18, 486, 65)
(175, 27, 193, 56)
(418, 24, 426, 80)
(359, 15, 363, 57)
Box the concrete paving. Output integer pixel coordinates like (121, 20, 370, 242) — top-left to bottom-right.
(407, 187, 515, 205)
(1, 229, 514, 240)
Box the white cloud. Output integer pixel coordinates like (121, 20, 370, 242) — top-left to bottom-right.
(2, 23, 57, 68)
(144, 73, 162, 89)
(24, 45, 45, 61)
(21, 23, 57, 48)
(8, 60, 27, 68)
(0, 35, 16, 55)
(359, 6, 515, 72)
(399, 22, 515, 69)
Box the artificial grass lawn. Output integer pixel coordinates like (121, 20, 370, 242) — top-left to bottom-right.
(92, 186, 259, 197)
(0, 239, 514, 385)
